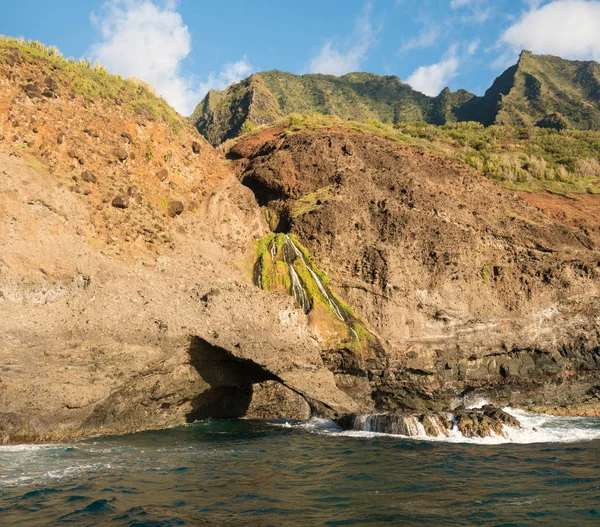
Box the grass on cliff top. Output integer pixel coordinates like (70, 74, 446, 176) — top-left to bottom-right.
(0, 37, 186, 132)
(244, 113, 600, 196)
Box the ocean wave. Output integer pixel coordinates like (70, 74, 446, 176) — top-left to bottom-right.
(0, 463, 111, 488)
(274, 409, 600, 445)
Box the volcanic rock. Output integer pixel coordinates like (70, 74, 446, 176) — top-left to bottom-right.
(111, 194, 129, 208)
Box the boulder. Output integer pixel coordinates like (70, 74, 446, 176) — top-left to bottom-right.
(157, 167, 169, 181)
(114, 148, 128, 161)
(43, 75, 59, 97)
(454, 405, 520, 438)
(421, 413, 453, 437)
(192, 141, 201, 154)
(168, 200, 184, 217)
(121, 132, 133, 143)
(81, 170, 97, 183)
(111, 194, 129, 209)
(245, 381, 311, 420)
(0, 413, 27, 445)
(23, 82, 43, 99)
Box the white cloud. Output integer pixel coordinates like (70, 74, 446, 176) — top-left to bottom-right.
(523, 0, 545, 8)
(197, 58, 253, 99)
(449, 0, 491, 23)
(400, 25, 441, 53)
(467, 39, 480, 55)
(406, 44, 460, 96)
(498, 0, 600, 61)
(89, 0, 252, 115)
(309, 2, 379, 75)
(450, 0, 472, 7)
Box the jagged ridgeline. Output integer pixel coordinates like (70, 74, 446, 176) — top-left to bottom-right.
(191, 70, 474, 146)
(254, 233, 377, 353)
(192, 51, 600, 146)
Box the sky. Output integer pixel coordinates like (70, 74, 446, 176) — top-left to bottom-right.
(3, 0, 600, 116)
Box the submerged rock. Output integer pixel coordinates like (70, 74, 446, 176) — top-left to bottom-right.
(454, 405, 521, 438)
(337, 406, 519, 439)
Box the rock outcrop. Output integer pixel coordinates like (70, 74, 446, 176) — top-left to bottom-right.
(336, 405, 521, 439)
(1, 39, 600, 444)
(229, 126, 600, 415)
(0, 39, 357, 444)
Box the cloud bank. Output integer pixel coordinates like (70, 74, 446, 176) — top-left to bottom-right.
(406, 44, 460, 96)
(309, 2, 379, 75)
(498, 0, 600, 62)
(90, 0, 252, 115)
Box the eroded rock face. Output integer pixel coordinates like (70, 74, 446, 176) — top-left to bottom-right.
(0, 48, 358, 444)
(2, 41, 599, 444)
(230, 127, 600, 414)
(245, 381, 311, 420)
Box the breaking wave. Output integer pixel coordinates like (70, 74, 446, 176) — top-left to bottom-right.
(275, 409, 600, 445)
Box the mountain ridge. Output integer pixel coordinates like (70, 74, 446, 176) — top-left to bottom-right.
(191, 51, 600, 146)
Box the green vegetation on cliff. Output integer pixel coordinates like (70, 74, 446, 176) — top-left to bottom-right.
(191, 69, 475, 146)
(254, 233, 376, 354)
(193, 51, 600, 147)
(459, 51, 600, 130)
(241, 113, 600, 196)
(0, 37, 185, 131)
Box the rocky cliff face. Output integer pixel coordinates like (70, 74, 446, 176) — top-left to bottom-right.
(458, 51, 600, 129)
(1, 39, 599, 444)
(228, 126, 600, 415)
(0, 39, 357, 444)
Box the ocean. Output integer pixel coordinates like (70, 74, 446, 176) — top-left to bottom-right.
(1, 409, 600, 526)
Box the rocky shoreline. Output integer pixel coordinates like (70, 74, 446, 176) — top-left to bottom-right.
(0, 41, 599, 445)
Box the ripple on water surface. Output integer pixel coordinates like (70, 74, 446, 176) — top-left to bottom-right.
(0, 415, 599, 525)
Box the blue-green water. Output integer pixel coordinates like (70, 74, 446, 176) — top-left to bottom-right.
(1, 416, 600, 526)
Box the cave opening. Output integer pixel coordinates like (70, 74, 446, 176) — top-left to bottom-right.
(186, 336, 278, 423)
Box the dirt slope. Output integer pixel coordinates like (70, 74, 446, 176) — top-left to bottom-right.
(0, 41, 357, 444)
(229, 126, 600, 414)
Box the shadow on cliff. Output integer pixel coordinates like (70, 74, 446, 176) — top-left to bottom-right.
(185, 336, 277, 423)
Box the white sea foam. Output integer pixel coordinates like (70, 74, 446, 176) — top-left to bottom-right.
(276, 408, 600, 445)
(0, 443, 60, 452)
(0, 462, 111, 488)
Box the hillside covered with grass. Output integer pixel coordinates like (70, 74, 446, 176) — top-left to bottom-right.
(190, 69, 475, 146)
(225, 113, 600, 196)
(0, 36, 185, 132)
(194, 51, 600, 150)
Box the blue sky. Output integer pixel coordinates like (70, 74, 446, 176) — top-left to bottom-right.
(3, 1, 600, 115)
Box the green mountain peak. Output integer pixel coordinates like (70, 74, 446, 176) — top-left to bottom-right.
(191, 52, 600, 145)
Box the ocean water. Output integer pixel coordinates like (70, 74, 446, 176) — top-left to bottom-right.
(1, 409, 600, 526)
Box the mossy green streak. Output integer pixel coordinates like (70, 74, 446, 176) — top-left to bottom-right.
(254, 233, 376, 353)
